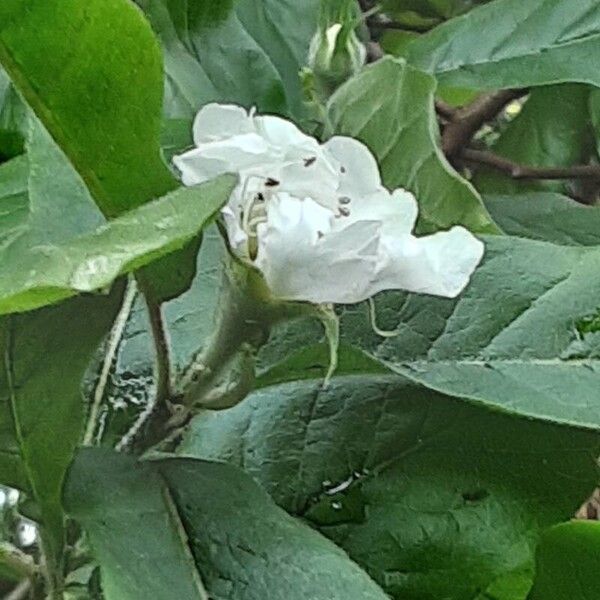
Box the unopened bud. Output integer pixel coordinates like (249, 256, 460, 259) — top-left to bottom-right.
(308, 19, 366, 99)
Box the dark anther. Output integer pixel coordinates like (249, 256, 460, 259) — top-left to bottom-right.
(339, 207, 351, 217)
(340, 166, 346, 173)
(304, 156, 317, 167)
(256, 192, 265, 201)
(339, 196, 351, 205)
(265, 177, 280, 187)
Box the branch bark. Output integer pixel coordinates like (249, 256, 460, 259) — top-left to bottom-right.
(461, 149, 600, 181)
(442, 89, 526, 156)
(434, 99, 456, 121)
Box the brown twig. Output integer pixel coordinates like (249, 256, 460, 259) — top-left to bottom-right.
(434, 99, 456, 121)
(461, 149, 600, 181)
(365, 40, 384, 63)
(442, 89, 526, 156)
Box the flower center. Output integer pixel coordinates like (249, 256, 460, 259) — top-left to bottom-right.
(239, 175, 277, 259)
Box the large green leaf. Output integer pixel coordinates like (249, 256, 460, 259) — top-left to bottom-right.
(0, 0, 176, 217)
(179, 376, 600, 600)
(64, 449, 209, 600)
(0, 0, 216, 303)
(406, 0, 600, 90)
(64, 448, 389, 600)
(0, 119, 236, 314)
(0, 288, 124, 577)
(484, 193, 600, 246)
(340, 235, 600, 431)
(0, 175, 235, 314)
(529, 521, 600, 600)
(328, 57, 498, 234)
(473, 85, 594, 195)
(138, 0, 319, 121)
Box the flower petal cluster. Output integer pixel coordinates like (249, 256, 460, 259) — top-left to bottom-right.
(174, 103, 484, 305)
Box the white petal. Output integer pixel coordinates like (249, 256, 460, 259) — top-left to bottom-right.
(254, 196, 380, 304)
(332, 188, 418, 237)
(278, 156, 340, 206)
(254, 114, 320, 151)
(192, 103, 254, 144)
(389, 188, 419, 233)
(374, 227, 485, 298)
(173, 133, 275, 185)
(324, 136, 382, 197)
(172, 148, 230, 186)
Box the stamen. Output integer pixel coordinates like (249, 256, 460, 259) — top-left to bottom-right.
(304, 156, 317, 167)
(339, 196, 351, 205)
(247, 214, 268, 236)
(368, 297, 399, 338)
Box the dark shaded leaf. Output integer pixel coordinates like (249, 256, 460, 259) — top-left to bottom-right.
(179, 375, 600, 600)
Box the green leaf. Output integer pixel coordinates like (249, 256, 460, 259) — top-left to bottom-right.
(529, 521, 600, 600)
(138, 0, 319, 122)
(474, 568, 533, 600)
(64, 448, 389, 600)
(0, 0, 215, 302)
(64, 449, 209, 600)
(0, 0, 177, 217)
(328, 57, 498, 234)
(0, 287, 125, 577)
(383, 0, 491, 21)
(179, 376, 600, 600)
(484, 193, 600, 246)
(0, 117, 236, 314)
(474, 85, 594, 196)
(344, 235, 600, 431)
(0, 155, 29, 247)
(406, 0, 600, 90)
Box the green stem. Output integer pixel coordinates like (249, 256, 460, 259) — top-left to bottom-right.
(135, 259, 312, 452)
(39, 528, 63, 600)
(180, 261, 284, 408)
(120, 295, 174, 454)
(144, 295, 173, 405)
(83, 277, 137, 446)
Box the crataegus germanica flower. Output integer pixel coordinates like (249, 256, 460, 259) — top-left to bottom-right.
(174, 103, 484, 306)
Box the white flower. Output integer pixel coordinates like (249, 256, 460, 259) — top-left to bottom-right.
(174, 103, 484, 305)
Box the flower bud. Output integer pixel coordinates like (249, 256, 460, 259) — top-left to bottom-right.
(307, 1, 366, 99)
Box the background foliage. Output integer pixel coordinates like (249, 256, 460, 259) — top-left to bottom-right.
(0, 0, 599, 598)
